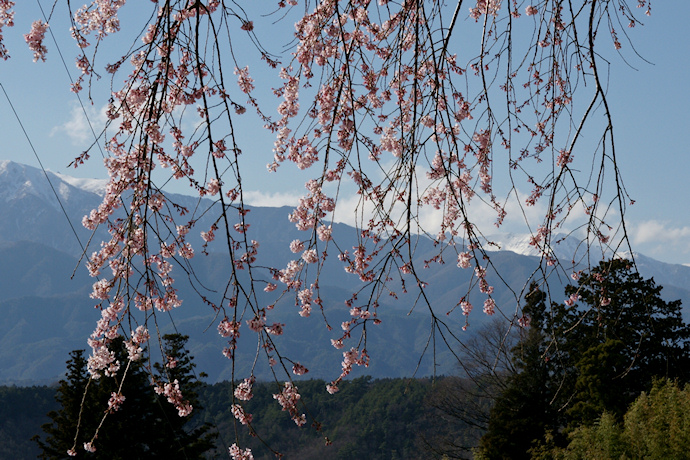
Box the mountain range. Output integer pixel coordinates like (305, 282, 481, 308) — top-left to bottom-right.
(0, 160, 688, 385)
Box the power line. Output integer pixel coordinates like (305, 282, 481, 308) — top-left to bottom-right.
(0, 81, 86, 254)
(36, 0, 107, 160)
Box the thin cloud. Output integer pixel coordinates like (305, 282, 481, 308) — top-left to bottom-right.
(243, 190, 300, 208)
(51, 102, 108, 145)
(628, 220, 690, 263)
(632, 220, 690, 245)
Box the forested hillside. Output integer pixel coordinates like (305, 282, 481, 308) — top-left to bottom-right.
(0, 386, 58, 459)
(0, 377, 481, 460)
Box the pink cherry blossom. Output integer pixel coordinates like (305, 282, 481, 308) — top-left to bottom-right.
(229, 444, 254, 460)
(24, 20, 48, 62)
(292, 363, 309, 375)
(107, 392, 126, 412)
(234, 378, 254, 401)
(289, 239, 304, 253)
(0, 1, 15, 60)
(234, 66, 254, 94)
(565, 293, 580, 307)
(301, 248, 318, 264)
(5, 0, 646, 449)
(231, 404, 253, 425)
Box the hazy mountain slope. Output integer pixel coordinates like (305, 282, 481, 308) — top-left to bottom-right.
(0, 160, 689, 384)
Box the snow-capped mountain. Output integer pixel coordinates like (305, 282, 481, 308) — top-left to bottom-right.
(52, 171, 108, 197)
(483, 232, 690, 295)
(0, 160, 105, 203)
(482, 232, 589, 262)
(0, 161, 106, 255)
(0, 160, 688, 385)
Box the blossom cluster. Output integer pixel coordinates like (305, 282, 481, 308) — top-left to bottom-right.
(24, 20, 48, 62)
(11, 0, 647, 451)
(154, 379, 193, 417)
(0, 1, 14, 60)
(273, 382, 306, 426)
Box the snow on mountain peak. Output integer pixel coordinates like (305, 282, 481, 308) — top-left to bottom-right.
(0, 160, 106, 205)
(52, 171, 107, 197)
(482, 232, 593, 263)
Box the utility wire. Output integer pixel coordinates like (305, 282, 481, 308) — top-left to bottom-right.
(36, 0, 107, 160)
(0, 81, 86, 254)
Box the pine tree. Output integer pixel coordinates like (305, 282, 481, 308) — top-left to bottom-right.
(556, 259, 690, 427)
(33, 350, 98, 458)
(478, 284, 559, 459)
(150, 334, 216, 458)
(34, 335, 215, 458)
(479, 259, 690, 457)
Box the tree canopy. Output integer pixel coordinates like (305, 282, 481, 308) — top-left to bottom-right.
(544, 379, 690, 459)
(478, 260, 690, 458)
(34, 334, 215, 458)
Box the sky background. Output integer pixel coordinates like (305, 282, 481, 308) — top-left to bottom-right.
(0, 1, 688, 265)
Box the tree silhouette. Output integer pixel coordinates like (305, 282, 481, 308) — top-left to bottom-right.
(34, 335, 215, 458)
(479, 260, 690, 457)
(556, 259, 690, 427)
(478, 285, 559, 459)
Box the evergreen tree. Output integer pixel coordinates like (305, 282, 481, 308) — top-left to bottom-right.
(34, 335, 215, 458)
(541, 379, 690, 459)
(479, 261, 690, 456)
(33, 349, 97, 458)
(555, 259, 690, 427)
(478, 284, 559, 459)
(150, 334, 216, 458)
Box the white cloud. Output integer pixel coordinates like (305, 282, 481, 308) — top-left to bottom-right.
(631, 220, 690, 245)
(242, 190, 300, 208)
(627, 220, 690, 263)
(51, 102, 108, 145)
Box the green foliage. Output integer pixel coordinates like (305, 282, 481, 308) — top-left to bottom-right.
(0, 385, 58, 459)
(33, 334, 215, 459)
(566, 339, 629, 427)
(559, 412, 625, 460)
(478, 260, 690, 458)
(198, 376, 468, 459)
(544, 379, 690, 459)
(2, 375, 487, 459)
(556, 259, 690, 428)
(623, 379, 690, 458)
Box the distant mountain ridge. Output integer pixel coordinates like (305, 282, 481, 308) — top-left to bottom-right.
(483, 232, 690, 300)
(0, 160, 688, 385)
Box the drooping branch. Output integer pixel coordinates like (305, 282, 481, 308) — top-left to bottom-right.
(0, 0, 654, 456)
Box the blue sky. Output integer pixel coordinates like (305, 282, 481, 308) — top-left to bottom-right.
(0, 1, 688, 265)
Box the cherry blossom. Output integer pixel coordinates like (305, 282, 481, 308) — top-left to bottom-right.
(0, 1, 14, 60)
(2, 0, 649, 453)
(234, 378, 254, 401)
(525, 5, 538, 16)
(107, 392, 126, 412)
(24, 20, 48, 62)
(229, 444, 254, 460)
(273, 382, 306, 426)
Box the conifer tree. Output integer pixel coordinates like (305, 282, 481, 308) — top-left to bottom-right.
(150, 334, 216, 458)
(479, 260, 690, 457)
(556, 259, 690, 427)
(33, 350, 96, 459)
(34, 335, 215, 458)
(478, 285, 558, 459)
